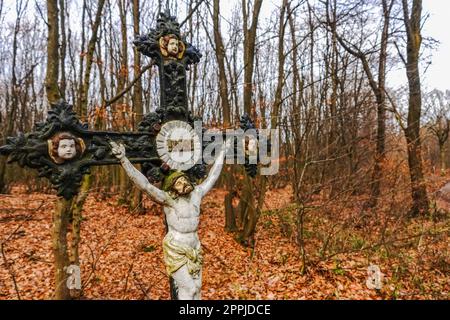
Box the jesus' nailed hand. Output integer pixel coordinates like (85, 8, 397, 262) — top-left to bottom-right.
(109, 138, 232, 300)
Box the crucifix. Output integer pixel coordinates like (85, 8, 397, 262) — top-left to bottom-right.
(0, 11, 261, 300)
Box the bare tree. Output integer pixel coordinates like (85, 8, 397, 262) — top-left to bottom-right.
(130, 0, 144, 213)
(117, 0, 131, 204)
(400, 0, 429, 216)
(45, 0, 72, 300)
(325, 0, 394, 209)
(208, 0, 238, 231)
(242, 0, 263, 116)
(231, 0, 263, 247)
(46, 0, 60, 104)
(78, 0, 106, 117)
(0, 0, 25, 193)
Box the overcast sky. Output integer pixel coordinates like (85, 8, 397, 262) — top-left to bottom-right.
(419, 0, 450, 91)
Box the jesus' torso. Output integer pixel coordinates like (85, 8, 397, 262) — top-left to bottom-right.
(164, 187, 203, 249)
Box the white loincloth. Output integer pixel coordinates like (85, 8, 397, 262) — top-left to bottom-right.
(162, 232, 203, 278)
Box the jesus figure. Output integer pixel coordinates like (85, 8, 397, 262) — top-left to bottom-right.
(109, 139, 231, 299)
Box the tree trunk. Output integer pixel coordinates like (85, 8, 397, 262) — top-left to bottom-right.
(236, 174, 257, 246)
(46, 0, 72, 300)
(59, 0, 66, 99)
(235, 0, 263, 246)
(367, 0, 392, 208)
(78, 0, 106, 117)
(0, 159, 7, 194)
(117, 0, 130, 205)
(402, 0, 429, 216)
(129, 0, 144, 213)
(211, 0, 236, 231)
(224, 189, 237, 232)
(45, 0, 60, 104)
(242, 0, 263, 117)
(0, 10, 19, 192)
(439, 142, 446, 174)
(68, 174, 92, 298)
(237, 0, 285, 246)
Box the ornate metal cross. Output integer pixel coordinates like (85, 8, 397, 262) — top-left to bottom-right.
(0, 11, 265, 301)
(0, 12, 257, 200)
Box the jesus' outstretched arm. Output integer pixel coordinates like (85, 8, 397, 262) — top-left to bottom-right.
(197, 139, 233, 197)
(110, 141, 170, 205)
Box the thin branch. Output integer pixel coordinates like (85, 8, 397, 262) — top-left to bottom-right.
(34, 0, 49, 27)
(104, 63, 153, 107)
(180, 0, 205, 28)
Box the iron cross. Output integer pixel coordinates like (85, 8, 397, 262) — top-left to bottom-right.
(0, 12, 258, 200)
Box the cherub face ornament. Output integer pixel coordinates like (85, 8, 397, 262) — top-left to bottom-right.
(48, 132, 86, 164)
(159, 34, 186, 60)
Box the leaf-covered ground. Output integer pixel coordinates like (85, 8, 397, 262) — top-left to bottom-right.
(0, 184, 448, 300)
